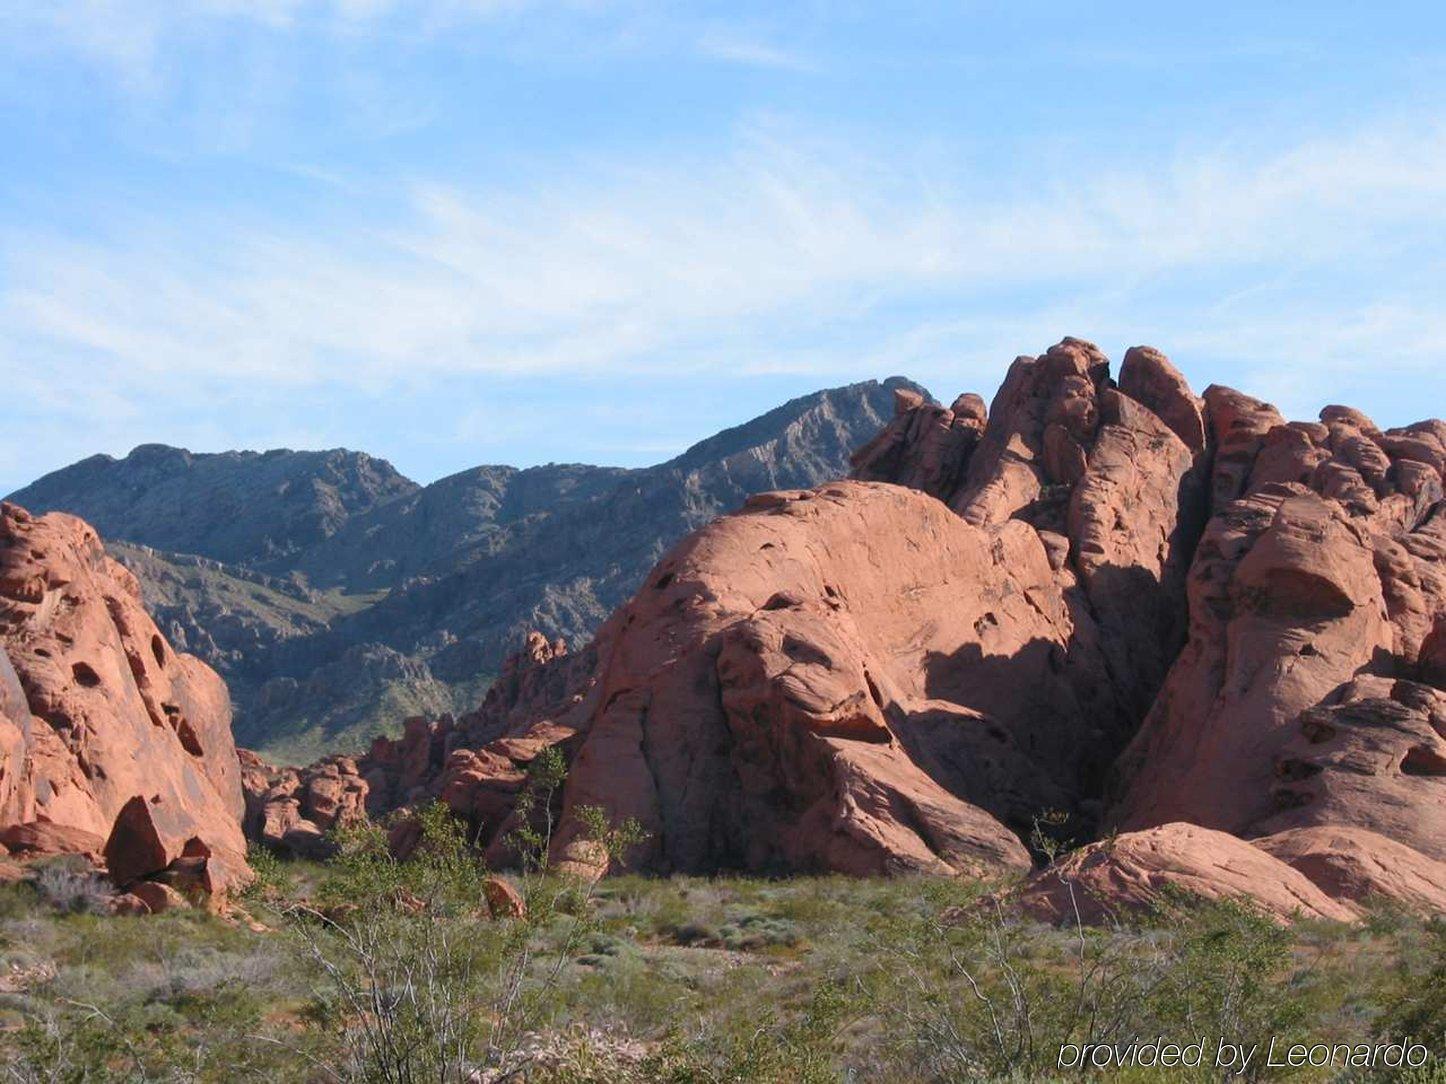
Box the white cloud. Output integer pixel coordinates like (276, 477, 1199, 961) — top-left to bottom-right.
(8, 117, 1446, 388)
(4, 112, 1446, 494)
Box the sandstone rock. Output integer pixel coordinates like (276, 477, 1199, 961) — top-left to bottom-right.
(0, 821, 104, 861)
(1253, 826, 1446, 913)
(108, 891, 151, 916)
(482, 874, 526, 919)
(1114, 387, 1446, 852)
(851, 390, 985, 502)
(1014, 823, 1357, 925)
(234, 338, 1445, 914)
(1251, 678, 1446, 859)
(550, 838, 610, 884)
(129, 879, 190, 914)
(548, 479, 1110, 877)
(0, 504, 250, 893)
(239, 749, 368, 858)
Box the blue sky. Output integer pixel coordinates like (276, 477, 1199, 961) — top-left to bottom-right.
(2, 2, 1444, 494)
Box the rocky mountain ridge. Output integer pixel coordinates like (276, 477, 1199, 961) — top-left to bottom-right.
(9, 378, 922, 759)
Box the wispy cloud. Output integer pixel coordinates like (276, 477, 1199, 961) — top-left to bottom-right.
(0, 0, 556, 96)
(4, 100, 1446, 493)
(8, 116, 1446, 389)
(696, 27, 816, 71)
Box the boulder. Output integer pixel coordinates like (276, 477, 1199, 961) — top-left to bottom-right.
(129, 880, 190, 914)
(1014, 823, 1357, 925)
(482, 874, 526, 919)
(0, 821, 105, 861)
(108, 892, 151, 916)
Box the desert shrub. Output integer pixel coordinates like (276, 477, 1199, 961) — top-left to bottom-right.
(280, 761, 645, 1083)
(30, 856, 109, 915)
(643, 979, 857, 1084)
(243, 843, 300, 903)
(869, 878, 1309, 1081)
(1373, 919, 1446, 1046)
(575, 930, 640, 969)
(718, 912, 802, 952)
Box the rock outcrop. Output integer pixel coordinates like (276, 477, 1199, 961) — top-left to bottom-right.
(0, 503, 249, 897)
(1013, 823, 1358, 925)
(239, 748, 369, 858)
(1112, 388, 1446, 858)
(1253, 826, 1446, 913)
(238, 337, 1446, 924)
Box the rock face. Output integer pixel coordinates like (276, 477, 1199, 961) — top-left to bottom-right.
(0, 503, 249, 895)
(228, 336, 1444, 922)
(1112, 387, 1446, 859)
(12, 379, 921, 759)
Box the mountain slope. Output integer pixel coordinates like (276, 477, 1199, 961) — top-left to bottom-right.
(9, 445, 418, 566)
(10, 377, 924, 760)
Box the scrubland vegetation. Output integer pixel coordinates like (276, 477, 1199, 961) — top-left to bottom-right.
(1, 811, 1443, 1082)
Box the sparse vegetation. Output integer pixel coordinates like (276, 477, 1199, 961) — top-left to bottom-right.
(1, 841, 1443, 1081)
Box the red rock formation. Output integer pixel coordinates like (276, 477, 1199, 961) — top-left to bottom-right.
(417, 340, 1217, 879)
(239, 749, 369, 858)
(1013, 823, 1357, 925)
(851, 386, 986, 502)
(1253, 826, 1446, 913)
(0, 503, 249, 895)
(1113, 390, 1446, 856)
(481, 874, 526, 919)
(240, 338, 1446, 923)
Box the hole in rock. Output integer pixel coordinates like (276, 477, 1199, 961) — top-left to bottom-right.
(781, 634, 832, 667)
(151, 635, 166, 667)
(71, 662, 101, 688)
(1275, 758, 1323, 781)
(1401, 745, 1446, 777)
(863, 669, 886, 713)
(174, 718, 204, 757)
(761, 591, 800, 612)
(653, 572, 674, 590)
